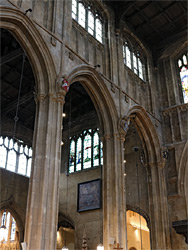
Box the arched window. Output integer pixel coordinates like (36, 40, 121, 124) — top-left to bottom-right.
(0, 136, 32, 177)
(0, 210, 19, 249)
(72, 0, 103, 43)
(68, 128, 103, 173)
(178, 53, 188, 103)
(123, 42, 145, 81)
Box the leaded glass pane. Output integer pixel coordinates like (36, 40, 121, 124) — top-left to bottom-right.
(18, 154, 27, 175)
(5, 212, 10, 242)
(83, 133, 91, 169)
(9, 139, 13, 149)
(78, 2, 86, 28)
(0, 145, 7, 168)
(96, 18, 102, 42)
(125, 46, 131, 69)
(180, 66, 188, 103)
(178, 59, 182, 67)
(0, 137, 3, 145)
(20, 145, 23, 154)
(69, 140, 75, 173)
(88, 10, 94, 35)
(72, 0, 77, 19)
(183, 55, 187, 65)
(7, 150, 16, 172)
(76, 137, 82, 171)
(14, 142, 18, 151)
(133, 53, 138, 74)
(10, 217, 16, 241)
(138, 58, 143, 80)
(93, 132, 99, 166)
(4, 137, 9, 148)
(27, 158, 32, 177)
(100, 141, 103, 165)
(29, 148, 32, 157)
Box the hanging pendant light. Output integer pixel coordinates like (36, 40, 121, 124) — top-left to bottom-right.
(97, 243, 104, 250)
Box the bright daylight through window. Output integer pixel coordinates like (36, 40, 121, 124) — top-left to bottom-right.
(0, 136, 32, 177)
(178, 53, 188, 103)
(72, 0, 103, 43)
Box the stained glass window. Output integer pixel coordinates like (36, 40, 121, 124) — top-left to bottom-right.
(93, 132, 99, 167)
(76, 137, 82, 171)
(69, 140, 75, 173)
(123, 42, 145, 81)
(68, 128, 103, 173)
(178, 53, 188, 103)
(83, 132, 92, 169)
(0, 136, 32, 177)
(72, 0, 103, 43)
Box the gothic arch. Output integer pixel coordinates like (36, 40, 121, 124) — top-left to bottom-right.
(0, 6, 56, 95)
(126, 205, 150, 229)
(178, 140, 188, 214)
(67, 64, 119, 136)
(0, 198, 24, 244)
(125, 105, 161, 164)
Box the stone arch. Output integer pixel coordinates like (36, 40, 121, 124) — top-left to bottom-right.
(67, 64, 119, 136)
(126, 204, 150, 229)
(178, 141, 188, 215)
(0, 6, 56, 95)
(0, 197, 24, 244)
(124, 105, 161, 164)
(58, 212, 75, 230)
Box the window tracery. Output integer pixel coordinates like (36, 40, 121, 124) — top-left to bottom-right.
(178, 53, 188, 103)
(123, 41, 145, 81)
(0, 136, 32, 177)
(68, 128, 103, 173)
(72, 0, 103, 43)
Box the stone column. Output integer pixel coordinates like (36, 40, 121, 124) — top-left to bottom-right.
(103, 128, 128, 250)
(24, 91, 65, 250)
(148, 161, 171, 250)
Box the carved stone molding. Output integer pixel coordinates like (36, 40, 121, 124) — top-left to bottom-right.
(104, 134, 111, 140)
(162, 103, 188, 116)
(35, 93, 47, 103)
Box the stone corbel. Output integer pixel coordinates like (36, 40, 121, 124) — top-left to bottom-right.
(118, 116, 130, 138)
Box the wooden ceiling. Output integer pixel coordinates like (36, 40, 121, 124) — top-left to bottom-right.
(104, 0, 187, 49)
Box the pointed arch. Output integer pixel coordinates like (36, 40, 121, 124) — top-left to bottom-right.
(125, 105, 161, 164)
(0, 6, 56, 95)
(178, 141, 188, 215)
(67, 64, 119, 136)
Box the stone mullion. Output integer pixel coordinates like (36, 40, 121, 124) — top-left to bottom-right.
(24, 93, 64, 250)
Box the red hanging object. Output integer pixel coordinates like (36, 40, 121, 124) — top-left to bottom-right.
(61, 79, 70, 92)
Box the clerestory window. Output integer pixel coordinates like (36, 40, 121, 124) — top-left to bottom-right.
(72, 0, 103, 43)
(123, 42, 145, 81)
(178, 53, 188, 103)
(69, 128, 103, 173)
(0, 136, 32, 177)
